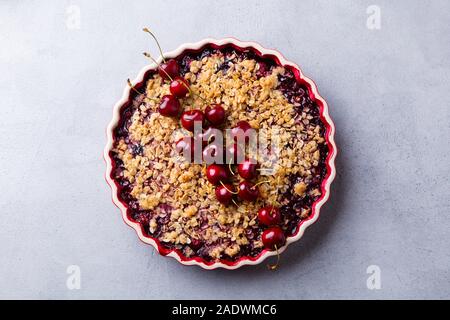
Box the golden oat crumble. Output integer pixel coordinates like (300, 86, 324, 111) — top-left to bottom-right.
(112, 50, 327, 261)
(294, 182, 307, 197)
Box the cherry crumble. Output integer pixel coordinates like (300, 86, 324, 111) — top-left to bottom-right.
(110, 45, 330, 263)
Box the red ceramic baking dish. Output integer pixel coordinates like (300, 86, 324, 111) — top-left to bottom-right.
(104, 38, 337, 269)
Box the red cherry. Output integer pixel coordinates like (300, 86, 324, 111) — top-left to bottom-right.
(231, 120, 252, 141)
(158, 95, 181, 117)
(206, 164, 229, 185)
(181, 109, 205, 132)
(237, 181, 259, 201)
(262, 227, 286, 250)
(175, 137, 194, 162)
(258, 206, 281, 226)
(159, 59, 180, 80)
(205, 104, 226, 126)
(215, 184, 235, 205)
(170, 76, 189, 97)
(238, 159, 258, 180)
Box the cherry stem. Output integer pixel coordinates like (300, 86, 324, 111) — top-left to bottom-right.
(127, 78, 143, 95)
(142, 28, 166, 62)
(219, 181, 238, 194)
(127, 79, 160, 104)
(232, 199, 239, 207)
(228, 162, 235, 175)
(190, 89, 209, 104)
(143, 52, 174, 81)
(251, 180, 270, 190)
(267, 245, 280, 271)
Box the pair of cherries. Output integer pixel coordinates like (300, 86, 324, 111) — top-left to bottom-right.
(207, 162, 259, 205)
(257, 206, 286, 250)
(180, 104, 226, 132)
(157, 59, 190, 117)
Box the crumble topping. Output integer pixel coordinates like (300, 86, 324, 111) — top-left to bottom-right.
(294, 182, 307, 196)
(111, 47, 329, 262)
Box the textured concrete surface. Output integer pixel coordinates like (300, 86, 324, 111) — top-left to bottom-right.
(1, 0, 449, 299)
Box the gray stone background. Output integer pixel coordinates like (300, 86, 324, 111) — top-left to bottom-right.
(1, 0, 449, 299)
